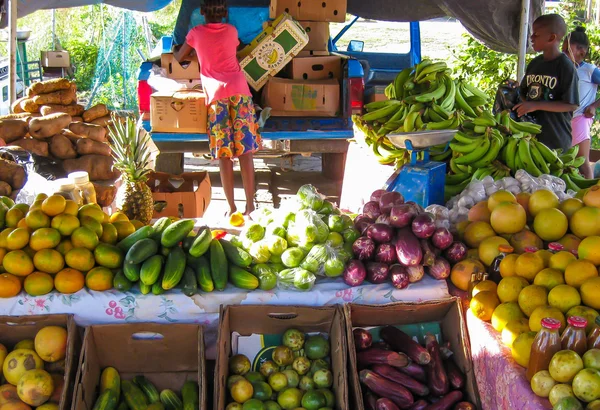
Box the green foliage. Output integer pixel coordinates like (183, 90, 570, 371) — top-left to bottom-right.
(61, 39, 99, 91)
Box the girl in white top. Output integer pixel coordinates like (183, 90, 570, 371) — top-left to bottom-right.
(563, 26, 600, 178)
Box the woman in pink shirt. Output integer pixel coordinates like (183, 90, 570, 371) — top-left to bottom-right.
(175, 0, 261, 216)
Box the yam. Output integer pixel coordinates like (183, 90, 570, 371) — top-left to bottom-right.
(76, 138, 111, 156)
(27, 78, 71, 97)
(93, 182, 117, 207)
(0, 181, 12, 197)
(29, 113, 72, 139)
(20, 98, 40, 113)
(63, 155, 119, 181)
(11, 96, 26, 114)
(83, 104, 109, 122)
(32, 87, 76, 106)
(49, 134, 77, 159)
(69, 122, 107, 143)
(72, 116, 83, 123)
(11, 138, 49, 157)
(0, 158, 26, 189)
(0, 119, 28, 143)
(90, 115, 112, 127)
(0, 113, 31, 120)
(60, 129, 82, 143)
(40, 104, 85, 117)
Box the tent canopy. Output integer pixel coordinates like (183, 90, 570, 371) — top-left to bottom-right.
(4, 0, 543, 53)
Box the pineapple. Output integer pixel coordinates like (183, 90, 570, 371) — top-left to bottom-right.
(108, 114, 154, 224)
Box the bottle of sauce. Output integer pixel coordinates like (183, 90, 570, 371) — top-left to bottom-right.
(527, 317, 562, 381)
(561, 316, 588, 356)
(69, 171, 97, 205)
(588, 316, 600, 349)
(467, 273, 481, 299)
(53, 178, 82, 205)
(488, 245, 514, 284)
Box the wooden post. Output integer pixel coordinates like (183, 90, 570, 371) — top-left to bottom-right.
(8, 0, 17, 104)
(517, 0, 531, 82)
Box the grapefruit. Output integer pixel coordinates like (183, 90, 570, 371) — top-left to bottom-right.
(536, 249, 553, 268)
(581, 277, 600, 310)
(549, 350, 584, 383)
(2, 349, 43, 385)
(558, 234, 583, 253)
(463, 221, 496, 248)
(529, 189, 560, 217)
(571, 207, 600, 238)
(501, 318, 530, 347)
(468, 201, 491, 222)
(509, 230, 544, 254)
(518, 285, 548, 317)
(16, 369, 53, 407)
(533, 208, 569, 241)
(549, 251, 577, 272)
(488, 191, 517, 211)
(579, 236, 600, 265)
(516, 192, 531, 217)
(560, 198, 584, 220)
(497, 276, 530, 303)
(478, 236, 510, 267)
(549, 285, 582, 313)
(499, 253, 519, 277)
(511, 331, 537, 367)
(515, 252, 545, 281)
(450, 259, 485, 291)
(490, 202, 527, 234)
(534, 268, 566, 290)
(565, 260, 598, 289)
(584, 185, 600, 208)
(470, 291, 500, 321)
(491, 301, 525, 331)
(34, 326, 67, 363)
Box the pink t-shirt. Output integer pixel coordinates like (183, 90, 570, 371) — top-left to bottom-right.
(186, 23, 251, 105)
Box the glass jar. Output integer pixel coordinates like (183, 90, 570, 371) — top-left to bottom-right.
(527, 317, 562, 381)
(488, 244, 514, 284)
(588, 316, 600, 349)
(69, 171, 97, 205)
(562, 316, 588, 356)
(53, 178, 82, 205)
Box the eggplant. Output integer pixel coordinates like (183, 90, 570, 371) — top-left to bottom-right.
(357, 348, 409, 369)
(453, 402, 476, 410)
(363, 201, 383, 220)
(399, 361, 427, 383)
(444, 242, 467, 264)
(376, 213, 392, 225)
(354, 236, 376, 260)
(379, 191, 405, 214)
(411, 213, 436, 239)
(354, 328, 373, 351)
(376, 243, 398, 264)
(365, 390, 380, 410)
(410, 400, 429, 410)
(427, 257, 451, 280)
(371, 189, 387, 203)
(360, 370, 414, 409)
(380, 326, 431, 365)
(445, 359, 465, 390)
(371, 364, 430, 397)
(390, 265, 410, 290)
(367, 223, 395, 243)
(377, 398, 401, 410)
(366, 262, 390, 284)
(390, 204, 417, 228)
(372, 340, 392, 350)
(355, 214, 375, 235)
(395, 228, 423, 266)
(439, 342, 454, 360)
(425, 333, 449, 397)
(423, 391, 462, 410)
(344, 259, 367, 287)
(420, 240, 436, 267)
(431, 228, 453, 250)
(406, 265, 425, 283)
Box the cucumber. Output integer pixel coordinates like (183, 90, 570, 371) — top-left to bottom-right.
(140, 255, 163, 286)
(139, 282, 152, 295)
(161, 246, 186, 290)
(152, 279, 165, 295)
(188, 227, 212, 257)
(229, 265, 259, 290)
(113, 270, 133, 292)
(159, 390, 182, 410)
(146, 404, 165, 410)
(181, 381, 199, 410)
(181, 267, 197, 297)
(117, 225, 154, 251)
(121, 380, 148, 410)
(151, 217, 172, 241)
(100, 367, 120, 399)
(133, 375, 160, 404)
(125, 238, 158, 265)
(209, 239, 228, 291)
(92, 389, 118, 410)
(161, 219, 195, 247)
(187, 255, 214, 293)
(123, 263, 141, 282)
(116, 401, 128, 410)
(219, 239, 252, 267)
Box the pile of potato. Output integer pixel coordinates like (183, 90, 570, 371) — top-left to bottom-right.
(0, 78, 119, 203)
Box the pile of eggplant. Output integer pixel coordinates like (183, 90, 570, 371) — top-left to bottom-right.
(344, 190, 469, 288)
(354, 326, 476, 410)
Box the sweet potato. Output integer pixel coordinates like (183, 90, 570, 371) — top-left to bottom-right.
(0, 181, 12, 197)
(0, 158, 26, 189)
(63, 155, 119, 181)
(27, 78, 71, 97)
(60, 129, 82, 144)
(0, 113, 31, 120)
(29, 113, 72, 139)
(90, 115, 112, 127)
(11, 96, 26, 114)
(76, 138, 111, 156)
(20, 98, 40, 113)
(0, 119, 28, 143)
(40, 104, 85, 117)
(82, 104, 109, 122)
(49, 134, 77, 159)
(69, 122, 107, 143)
(11, 137, 49, 157)
(93, 182, 117, 207)
(72, 116, 83, 123)
(32, 86, 76, 106)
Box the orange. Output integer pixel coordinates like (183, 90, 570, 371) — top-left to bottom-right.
(35, 193, 48, 202)
(62, 200, 79, 216)
(511, 331, 537, 367)
(583, 185, 600, 208)
(22, 246, 36, 259)
(13, 204, 30, 215)
(478, 236, 510, 266)
(23, 272, 54, 296)
(579, 236, 600, 265)
(0, 273, 21, 297)
(2, 251, 34, 277)
(64, 248, 95, 272)
(24, 210, 50, 230)
(548, 285, 581, 313)
(470, 291, 500, 321)
(565, 259, 598, 288)
(34, 326, 67, 363)
(497, 276, 529, 303)
(536, 250, 553, 268)
(549, 251, 577, 272)
(109, 212, 129, 223)
(560, 198, 584, 220)
(16, 369, 54, 406)
(55, 239, 73, 256)
(533, 208, 569, 242)
(558, 234, 582, 253)
(490, 202, 527, 234)
(6, 228, 30, 250)
(533, 268, 565, 290)
(33, 249, 64, 274)
(100, 223, 118, 245)
(5, 208, 24, 228)
(509, 229, 544, 254)
(29, 228, 61, 251)
(463, 221, 496, 248)
(581, 277, 600, 309)
(50, 214, 80, 236)
(499, 253, 519, 277)
(472, 280, 497, 297)
(501, 318, 530, 348)
(468, 201, 491, 223)
(517, 285, 548, 317)
(77, 204, 104, 224)
(515, 252, 544, 282)
(16, 218, 30, 230)
(53, 268, 84, 294)
(570, 207, 600, 238)
(29, 200, 43, 213)
(529, 189, 560, 217)
(85, 267, 114, 291)
(0, 228, 15, 248)
(487, 191, 517, 212)
(79, 216, 103, 238)
(492, 301, 526, 331)
(70, 227, 99, 250)
(130, 220, 144, 230)
(112, 221, 135, 241)
(41, 196, 66, 217)
(0, 384, 19, 405)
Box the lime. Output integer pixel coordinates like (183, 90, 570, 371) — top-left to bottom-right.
(301, 390, 327, 410)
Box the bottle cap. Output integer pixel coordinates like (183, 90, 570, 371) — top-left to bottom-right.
(568, 316, 588, 328)
(541, 317, 562, 330)
(524, 246, 539, 253)
(69, 171, 90, 184)
(498, 245, 514, 253)
(548, 242, 564, 252)
(55, 178, 75, 191)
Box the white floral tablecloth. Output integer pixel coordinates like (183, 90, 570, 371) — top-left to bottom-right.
(0, 276, 449, 359)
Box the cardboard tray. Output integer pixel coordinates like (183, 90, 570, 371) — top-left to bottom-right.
(147, 171, 211, 219)
(0, 314, 80, 410)
(344, 298, 481, 409)
(72, 323, 206, 410)
(215, 304, 349, 410)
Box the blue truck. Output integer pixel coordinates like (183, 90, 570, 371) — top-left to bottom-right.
(137, 8, 422, 177)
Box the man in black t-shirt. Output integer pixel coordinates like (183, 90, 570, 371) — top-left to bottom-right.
(516, 14, 579, 151)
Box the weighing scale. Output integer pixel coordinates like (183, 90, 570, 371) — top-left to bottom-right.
(384, 130, 457, 208)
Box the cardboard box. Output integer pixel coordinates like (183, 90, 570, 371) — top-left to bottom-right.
(270, 0, 347, 22)
(262, 78, 340, 117)
(297, 50, 330, 57)
(0, 314, 79, 410)
(147, 171, 211, 219)
(41, 50, 71, 68)
(216, 305, 349, 410)
(290, 56, 342, 80)
(344, 299, 481, 409)
(150, 90, 207, 133)
(300, 21, 330, 51)
(238, 13, 309, 91)
(73, 323, 206, 410)
(161, 53, 201, 80)
(364, 85, 387, 103)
